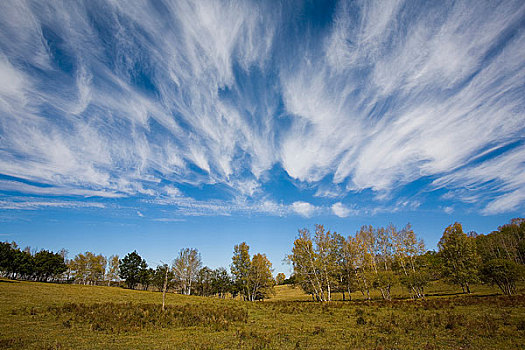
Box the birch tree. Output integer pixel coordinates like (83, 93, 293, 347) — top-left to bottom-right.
(248, 253, 275, 301)
(106, 255, 120, 286)
(355, 226, 375, 300)
(337, 234, 359, 301)
(289, 228, 326, 301)
(231, 242, 251, 300)
(374, 225, 396, 301)
(438, 222, 480, 293)
(173, 248, 202, 295)
(289, 226, 339, 302)
(69, 252, 107, 285)
(480, 259, 523, 295)
(314, 225, 339, 301)
(394, 224, 427, 298)
(231, 243, 275, 301)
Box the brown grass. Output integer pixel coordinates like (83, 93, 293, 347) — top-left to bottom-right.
(1, 278, 524, 349)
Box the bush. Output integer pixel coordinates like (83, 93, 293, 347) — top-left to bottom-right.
(480, 259, 523, 295)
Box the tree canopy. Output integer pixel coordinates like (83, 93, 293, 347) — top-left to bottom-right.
(438, 222, 480, 293)
(119, 251, 147, 289)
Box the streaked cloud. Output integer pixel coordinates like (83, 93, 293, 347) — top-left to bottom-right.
(443, 206, 454, 215)
(0, 198, 105, 210)
(152, 218, 186, 223)
(0, 0, 523, 218)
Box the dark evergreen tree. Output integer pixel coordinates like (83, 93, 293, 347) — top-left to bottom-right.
(211, 267, 232, 298)
(33, 250, 67, 282)
(119, 251, 147, 289)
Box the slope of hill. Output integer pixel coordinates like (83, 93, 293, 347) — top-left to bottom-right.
(1, 279, 524, 349)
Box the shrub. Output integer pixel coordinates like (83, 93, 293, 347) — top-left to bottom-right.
(41, 302, 248, 333)
(480, 259, 523, 295)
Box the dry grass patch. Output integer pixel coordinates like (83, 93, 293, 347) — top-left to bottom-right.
(14, 301, 248, 333)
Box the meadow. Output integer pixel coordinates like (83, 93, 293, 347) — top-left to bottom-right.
(1, 279, 524, 349)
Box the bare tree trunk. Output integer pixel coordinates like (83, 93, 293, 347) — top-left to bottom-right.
(162, 267, 168, 311)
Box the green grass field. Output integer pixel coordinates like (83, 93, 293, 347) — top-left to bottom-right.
(1, 279, 524, 349)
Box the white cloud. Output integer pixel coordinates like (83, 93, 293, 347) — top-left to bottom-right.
(434, 144, 525, 215)
(0, 1, 523, 215)
(0, 180, 123, 198)
(152, 218, 186, 222)
(277, 0, 525, 213)
(291, 201, 317, 218)
(331, 202, 356, 218)
(150, 195, 290, 217)
(314, 184, 344, 198)
(230, 179, 260, 198)
(0, 56, 28, 99)
(164, 186, 183, 198)
(482, 190, 525, 215)
(0, 198, 105, 210)
(0, 0, 279, 199)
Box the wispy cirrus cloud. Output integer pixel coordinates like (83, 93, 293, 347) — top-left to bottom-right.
(0, 198, 105, 210)
(0, 0, 523, 217)
(434, 144, 525, 214)
(148, 194, 292, 217)
(152, 218, 186, 223)
(0, 180, 123, 198)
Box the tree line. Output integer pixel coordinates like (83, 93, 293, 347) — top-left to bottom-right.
(288, 218, 524, 301)
(0, 242, 67, 282)
(0, 240, 276, 301)
(1, 218, 523, 300)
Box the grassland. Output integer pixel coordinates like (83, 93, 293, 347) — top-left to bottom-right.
(1, 279, 524, 349)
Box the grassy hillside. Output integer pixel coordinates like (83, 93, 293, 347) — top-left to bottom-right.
(1, 279, 524, 349)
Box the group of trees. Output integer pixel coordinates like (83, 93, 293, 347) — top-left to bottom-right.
(116, 243, 276, 301)
(475, 218, 524, 295)
(0, 243, 120, 286)
(437, 220, 524, 296)
(0, 242, 67, 282)
(0, 241, 276, 301)
(288, 224, 430, 302)
(289, 219, 524, 301)
(231, 242, 275, 301)
(3, 218, 522, 301)
(68, 252, 115, 285)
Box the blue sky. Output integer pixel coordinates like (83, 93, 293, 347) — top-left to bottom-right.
(0, 0, 524, 275)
